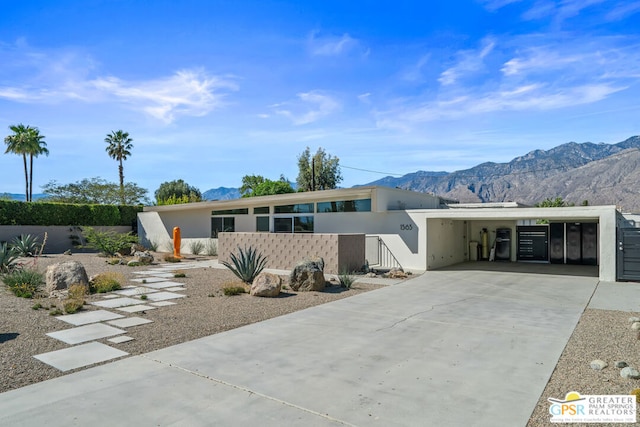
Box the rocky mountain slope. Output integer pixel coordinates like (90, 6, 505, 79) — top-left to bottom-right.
(365, 136, 640, 211)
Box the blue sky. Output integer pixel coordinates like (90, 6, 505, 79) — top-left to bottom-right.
(1, 0, 639, 197)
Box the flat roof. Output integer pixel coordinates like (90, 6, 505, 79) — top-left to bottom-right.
(143, 186, 441, 212)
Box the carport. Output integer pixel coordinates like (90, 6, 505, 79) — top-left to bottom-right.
(421, 205, 618, 282)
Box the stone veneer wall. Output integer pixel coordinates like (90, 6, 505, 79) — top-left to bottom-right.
(218, 233, 365, 274)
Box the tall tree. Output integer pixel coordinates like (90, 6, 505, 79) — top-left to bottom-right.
(26, 127, 48, 202)
(240, 174, 294, 197)
(296, 147, 342, 192)
(4, 124, 47, 202)
(154, 179, 202, 205)
(42, 177, 149, 205)
(104, 130, 133, 204)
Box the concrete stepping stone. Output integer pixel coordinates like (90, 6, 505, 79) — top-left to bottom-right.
(164, 286, 185, 292)
(107, 317, 153, 328)
(143, 281, 185, 289)
(149, 301, 176, 307)
(102, 294, 120, 299)
(131, 277, 169, 283)
(55, 310, 124, 326)
(144, 291, 186, 302)
(47, 323, 126, 345)
(91, 297, 141, 308)
(117, 304, 157, 313)
(34, 342, 128, 372)
(114, 287, 160, 296)
(132, 271, 174, 278)
(108, 336, 134, 344)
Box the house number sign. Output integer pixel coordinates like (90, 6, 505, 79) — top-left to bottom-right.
(400, 224, 413, 231)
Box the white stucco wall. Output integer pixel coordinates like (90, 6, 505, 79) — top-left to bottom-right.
(426, 218, 467, 269)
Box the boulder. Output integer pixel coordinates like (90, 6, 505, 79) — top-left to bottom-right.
(385, 267, 408, 279)
(130, 243, 146, 255)
(250, 272, 282, 297)
(621, 367, 640, 379)
(45, 261, 89, 295)
(133, 251, 154, 265)
(290, 258, 326, 291)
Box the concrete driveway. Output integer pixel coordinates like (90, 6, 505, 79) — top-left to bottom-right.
(0, 265, 599, 426)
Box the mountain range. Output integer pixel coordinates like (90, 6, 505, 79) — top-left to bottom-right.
(364, 135, 640, 211)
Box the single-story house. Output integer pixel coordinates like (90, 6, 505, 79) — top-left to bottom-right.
(138, 186, 636, 282)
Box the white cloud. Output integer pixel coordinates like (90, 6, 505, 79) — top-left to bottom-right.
(0, 43, 237, 124)
(605, 1, 640, 21)
(272, 91, 341, 125)
(379, 82, 623, 126)
(90, 70, 237, 123)
(522, 0, 605, 22)
(308, 32, 362, 56)
(438, 38, 496, 86)
(479, 0, 523, 11)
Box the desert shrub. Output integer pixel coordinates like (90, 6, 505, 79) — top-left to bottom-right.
(223, 285, 246, 296)
(63, 299, 84, 314)
(9, 234, 42, 257)
(50, 308, 63, 316)
(173, 270, 186, 278)
(106, 258, 121, 265)
(338, 270, 357, 289)
(32, 302, 42, 310)
(83, 227, 138, 256)
(163, 254, 181, 263)
(631, 389, 640, 403)
(127, 261, 141, 267)
(2, 268, 44, 298)
(0, 242, 19, 273)
(90, 272, 123, 293)
(189, 240, 205, 255)
(205, 239, 217, 256)
(67, 284, 87, 301)
(147, 240, 159, 251)
(221, 246, 267, 284)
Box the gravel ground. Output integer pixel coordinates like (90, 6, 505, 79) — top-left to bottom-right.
(0, 253, 383, 393)
(3, 255, 640, 426)
(527, 309, 640, 426)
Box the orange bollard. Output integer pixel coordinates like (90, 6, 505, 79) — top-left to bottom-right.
(173, 226, 182, 258)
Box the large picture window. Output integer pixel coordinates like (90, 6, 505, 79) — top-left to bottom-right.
(274, 216, 314, 233)
(211, 217, 235, 238)
(317, 199, 371, 213)
(274, 203, 314, 214)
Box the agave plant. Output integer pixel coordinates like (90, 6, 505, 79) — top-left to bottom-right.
(221, 246, 268, 283)
(9, 234, 42, 257)
(0, 242, 19, 273)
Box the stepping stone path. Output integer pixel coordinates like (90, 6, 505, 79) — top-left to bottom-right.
(33, 259, 218, 372)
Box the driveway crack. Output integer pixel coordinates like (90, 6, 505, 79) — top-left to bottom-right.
(375, 296, 479, 332)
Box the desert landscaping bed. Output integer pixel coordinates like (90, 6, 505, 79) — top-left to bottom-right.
(0, 253, 383, 393)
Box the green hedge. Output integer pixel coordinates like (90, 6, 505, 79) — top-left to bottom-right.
(0, 200, 142, 226)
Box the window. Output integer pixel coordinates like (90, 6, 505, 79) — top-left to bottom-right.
(212, 208, 248, 215)
(316, 199, 371, 213)
(274, 217, 292, 233)
(254, 206, 269, 214)
(294, 216, 314, 233)
(211, 217, 235, 238)
(256, 216, 269, 232)
(274, 216, 314, 233)
(274, 203, 314, 214)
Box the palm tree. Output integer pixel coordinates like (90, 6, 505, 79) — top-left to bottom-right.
(26, 127, 48, 202)
(104, 130, 133, 205)
(4, 124, 35, 201)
